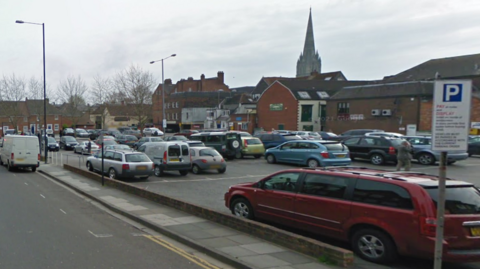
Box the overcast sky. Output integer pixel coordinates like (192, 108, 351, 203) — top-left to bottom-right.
(2, 0, 480, 93)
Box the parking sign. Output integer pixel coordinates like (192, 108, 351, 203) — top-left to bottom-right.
(432, 80, 472, 151)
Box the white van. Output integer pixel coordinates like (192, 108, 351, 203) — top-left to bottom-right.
(137, 141, 191, 176)
(0, 135, 40, 172)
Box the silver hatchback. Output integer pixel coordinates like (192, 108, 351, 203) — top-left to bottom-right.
(86, 150, 154, 180)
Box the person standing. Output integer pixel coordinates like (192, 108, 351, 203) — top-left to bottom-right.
(87, 139, 92, 154)
(396, 141, 413, 171)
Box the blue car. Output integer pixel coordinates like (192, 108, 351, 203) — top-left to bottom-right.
(265, 140, 351, 167)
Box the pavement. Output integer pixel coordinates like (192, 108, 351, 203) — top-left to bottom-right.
(38, 163, 338, 269)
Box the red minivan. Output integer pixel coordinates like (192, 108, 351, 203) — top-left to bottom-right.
(224, 167, 480, 264)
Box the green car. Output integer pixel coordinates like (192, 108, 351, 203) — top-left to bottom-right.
(190, 131, 242, 160)
(239, 137, 265, 159)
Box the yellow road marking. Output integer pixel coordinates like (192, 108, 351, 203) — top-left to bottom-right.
(144, 235, 221, 269)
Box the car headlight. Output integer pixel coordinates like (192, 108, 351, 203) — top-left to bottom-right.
(66, 144, 70, 146)
(56, 143, 59, 147)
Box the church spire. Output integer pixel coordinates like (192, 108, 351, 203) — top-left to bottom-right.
(296, 8, 322, 77)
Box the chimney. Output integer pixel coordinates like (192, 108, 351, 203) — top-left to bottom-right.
(217, 71, 224, 83)
(165, 79, 172, 85)
(201, 74, 205, 80)
(188, 77, 193, 81)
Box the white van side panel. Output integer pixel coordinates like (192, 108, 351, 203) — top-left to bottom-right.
(1, 136, 39, 166)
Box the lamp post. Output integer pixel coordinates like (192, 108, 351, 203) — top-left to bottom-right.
(150, 54, 176, 131)
(16, 20, 48, 164)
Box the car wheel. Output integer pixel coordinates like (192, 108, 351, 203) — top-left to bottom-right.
(235, 151, 242, 159)
(231, 198, 254, 220)
(447, 161, 456, 165)
(192, 164, 201, 174)
(86, 162, 93, 171)
(254, 155, 262, 159)
(108, 168, 116, 179)
(266, 154, 276, 164)
(307, 158, 319, 168)
(179, 170, 188, 176)
(351, 228, 397, 264)
(218, 167, 226, 173)
(154, 165, 163, 177)
(31, 167, 36, 172)
(418, 153, 436, 165)
(370, 154, 385, 165)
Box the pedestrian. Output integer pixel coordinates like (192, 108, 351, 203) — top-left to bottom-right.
(87, 139, 92, 154)
(396, 140, 413, 171)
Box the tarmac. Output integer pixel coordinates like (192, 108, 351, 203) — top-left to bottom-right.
(38, 163, 339, 269)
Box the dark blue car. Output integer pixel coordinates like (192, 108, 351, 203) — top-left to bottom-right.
(254, 133, 302, 149)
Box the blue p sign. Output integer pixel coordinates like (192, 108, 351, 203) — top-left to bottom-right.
(443, 84, 462, 102)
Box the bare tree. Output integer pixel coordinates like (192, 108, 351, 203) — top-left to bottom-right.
(90, 74, 115, 130)
(57, 75, 88, 133)
(114, 65, 155, 130)
(0, 74, 27, 132)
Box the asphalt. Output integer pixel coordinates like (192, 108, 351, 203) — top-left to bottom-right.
(38, 163, 337, 269)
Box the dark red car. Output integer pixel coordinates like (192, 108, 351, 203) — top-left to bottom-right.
(224, 167, 480, 264)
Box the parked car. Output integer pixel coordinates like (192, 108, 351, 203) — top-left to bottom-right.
(59, 136, 79, 150)
(342, 135, 404, 165)
(224, 166, 480, 263)
(143, 127, 164, 136)
(75, 128, 90, 138)
(136, 141, 191, 176)
(103, 144, 132, 151)
(404, 136, 469, 165)
(292, 131, 322, 140)
(265, 140, 351, 167)
(317, 131, 338, 140)
(87, 129, 100, 140)
(332, 129, 384, 141)
(74, 141, 100, 155)
(468, 136, 480, 156)
(41, 136, 59, 152)
(190, 131, 242, 160)
(174, 129, 199, 138)
(96, 139, 118, 149)
(185, 140, 205, 147)
(63, 128, 75, 136)
(86, 150, 154, 180)
(117, 126, 133, 133)
(107, 130, 122, 138)
(123, 129, 142, 139)
(190, 146, 226, 174)
(239, 136, 265, 159)
(254, 133, 302, 149)
(133, 136, 163, 149)
(115, 135, 138, 147)
(164, 135, 188, 141)
(365, 132, 404, 138)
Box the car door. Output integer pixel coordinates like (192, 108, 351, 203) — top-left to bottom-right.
(275, 142, 297, 163)
(294, 173, 354, 238)
(343, 137, 361, 158)
(290, 141, 310, 164)
(253, 172, 301, 226)
(102, 151, 115, 173)
(90, 151, 103, 171)
(356, 137, 377, 159)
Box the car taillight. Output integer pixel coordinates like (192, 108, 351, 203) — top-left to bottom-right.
(163, 151, 167, 162)
(200, 159, 207, 163)
(11, 153, 14, 159)
(152, 163, 155, 170)
(122, 164, 130, 170)
(420, 216, 436, 237)
(320, 152, 329, 158)
(244, 140, 248, 147)
(388, 146, 396, 155)
(38, 154, 40, 161)
(221, 158, 225, 162)
(222, 145, 226, 151)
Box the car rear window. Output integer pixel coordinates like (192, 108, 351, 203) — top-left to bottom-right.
(245, 138, 261, 145)
(126, 135, 138, 140)
(168, 145, 181, 157)
(126, 154, 151, 162)
(321, 142, 345, 151)
(424, 186, 480, 214)
(200, 148, 220, 156)
(226, 133, 239, 139)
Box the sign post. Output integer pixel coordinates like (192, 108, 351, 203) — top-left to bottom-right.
(99, 134, 105, 186)
(431, 80, 471, 269)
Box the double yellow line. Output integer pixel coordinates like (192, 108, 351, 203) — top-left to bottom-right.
(144, 235, 221, 269)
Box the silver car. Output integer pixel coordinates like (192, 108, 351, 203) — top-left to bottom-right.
(190, 146, 226, 174)
(74, 141, 100, 155)
(404, 136, 469, 165)
(86, 150, 154, 180)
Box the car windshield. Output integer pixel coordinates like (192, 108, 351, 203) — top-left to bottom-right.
(64, 137, 76, 142)
(245, 138, 261, 145)
(200, 148, 220, 156)
(125, 154, 151, 162)
(77, 129, 87, 133)
(321, 142, 345, 151)
(125, 135, 138, 140)
(424, 186, 480, 214)
(48, 137, 56, 143)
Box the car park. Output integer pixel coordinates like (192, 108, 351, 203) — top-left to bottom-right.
(190, 146, 226, 174)
(41, 136, 59, 151)
(74, 141, 100, 155)
(59, 136, 79, 150)
(190, 131, 242, 160)
(86, 149, 154, 180)
(254, 133, 302, 149)
(133, 136, 163, 149)
(342, 136, 403, 165)
(143, 127, 164, 136)
(265, 140, 350, 167)
(468, 136, 480, 157)
(239, 136, 265, 159)
(115, 135, 138, 148)
(136, 141, 191, 176)
(404, 136, 469, 165)
(224, 166, 480, 264)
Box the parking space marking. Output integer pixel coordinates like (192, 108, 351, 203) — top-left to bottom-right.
(144, 174, 270, 183)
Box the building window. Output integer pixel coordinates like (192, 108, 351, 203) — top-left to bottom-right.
(242, 123, 248, 130)
(337, 102, 350, 115)
(167, 103, 170, 109)
(36, 116, 40, 122)
(301, 105, 313, 122)
(176, 102, 179, 108)
(54, 124, 59, 131)
(55, 115, 59, 120)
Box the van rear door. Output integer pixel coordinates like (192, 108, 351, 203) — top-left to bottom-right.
(13, 138, 38, 165)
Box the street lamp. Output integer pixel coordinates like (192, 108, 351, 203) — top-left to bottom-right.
(150, 54, 176, 131)
(16, 20, 48, 164)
